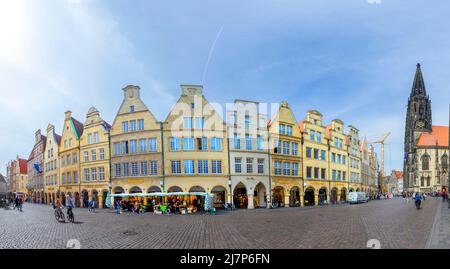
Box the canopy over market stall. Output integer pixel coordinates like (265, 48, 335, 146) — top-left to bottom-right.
(111, 192, 215, 211)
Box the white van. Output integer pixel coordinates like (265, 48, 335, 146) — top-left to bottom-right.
(348, 192, 369, 204)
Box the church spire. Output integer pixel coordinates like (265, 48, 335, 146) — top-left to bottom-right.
(411, 63, 427, 97)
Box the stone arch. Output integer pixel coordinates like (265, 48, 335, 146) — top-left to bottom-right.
(330, 187, 338, 204)
(289, 186, 301, 207)
(304, 186, 315, 206)
(113, 186, 125, 194)
(233, 182, 248, 209)
(189, 185, 206, 193)
(129, 186, 142, 194)
(318, 186, 328, 205)
(254, 182, 267, 208)
(167, 186, 183, 193)
(147, 186, 162, 193)
(340, 187, 347, 202)
(272, 186, 285, 207)
(211, 185, 227, 206)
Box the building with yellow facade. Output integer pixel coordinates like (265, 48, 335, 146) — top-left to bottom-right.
(43, 124, 61, 204)
(227, 99, 270, 209)
(110, 85, 163, 198)
(79, 107, 111, 208)
(163, 85, 229, 206)
(59, 111, 84, 206)
(268, 101, 302, 207)
(299, 110, 334, 205)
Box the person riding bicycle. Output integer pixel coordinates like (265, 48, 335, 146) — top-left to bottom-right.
(66, 194, 74, 218)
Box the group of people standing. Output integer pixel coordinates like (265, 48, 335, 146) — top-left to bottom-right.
(12, 196, 24, 212)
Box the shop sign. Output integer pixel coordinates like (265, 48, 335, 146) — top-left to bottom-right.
(127, 179, 144, 185)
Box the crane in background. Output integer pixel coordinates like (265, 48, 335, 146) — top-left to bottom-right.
(368, 132, 391, 194)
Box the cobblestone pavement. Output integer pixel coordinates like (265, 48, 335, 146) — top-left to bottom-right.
(427, 198, 450, 249)
(0, 197, 439, 249)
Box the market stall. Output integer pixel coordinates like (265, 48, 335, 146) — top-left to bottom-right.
(111, 192, 215, 214)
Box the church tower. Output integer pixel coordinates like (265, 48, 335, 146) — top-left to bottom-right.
(403, 63, 432, 190)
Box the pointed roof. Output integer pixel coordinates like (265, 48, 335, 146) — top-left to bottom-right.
(18, 158, 28, 174)
(70, 117, 84, 139)
(411, 63, 427, 97)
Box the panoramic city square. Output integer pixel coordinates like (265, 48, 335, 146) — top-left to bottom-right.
(1, 197, 449, 249)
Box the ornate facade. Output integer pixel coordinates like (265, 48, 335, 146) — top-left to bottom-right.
(403, 63, 449, 193)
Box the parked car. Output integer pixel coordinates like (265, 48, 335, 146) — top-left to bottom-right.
(349, 192, 369, 204)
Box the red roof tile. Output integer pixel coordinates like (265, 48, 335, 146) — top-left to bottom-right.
(417, 126, 449, 147)
(394, 171, 403, 179)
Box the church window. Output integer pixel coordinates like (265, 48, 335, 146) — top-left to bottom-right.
(421, 154, 430, 171)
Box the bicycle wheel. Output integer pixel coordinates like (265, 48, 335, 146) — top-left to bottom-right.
(68, 212, 74, 223)
(54, 210, 65, 222)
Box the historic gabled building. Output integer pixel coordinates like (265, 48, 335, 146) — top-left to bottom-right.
(299, 110, 332, 205)
(79, 107, 111, 208)
(268, 101, 302, 207)
(43, 124, 61, 204)
(403, 63, 449, 193)
(348, 125, 362, 192)
(27, 129, 46, 203)
(227, 99, 270, 209)
(163, 85, 229, 206)
(59, 111, 84, 206)
(6, 157, 28, 197)
(110, 85, 163, 197)
(326, 119, 350, 202)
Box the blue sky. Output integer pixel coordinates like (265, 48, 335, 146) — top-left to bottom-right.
(1, 0, 450, 176)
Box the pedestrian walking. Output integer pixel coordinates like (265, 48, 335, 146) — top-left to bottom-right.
(91, 200, 96, 213)
(115, 200, 121, 214)
(88, 199, 93, 212)
(19, 197, 24, 212)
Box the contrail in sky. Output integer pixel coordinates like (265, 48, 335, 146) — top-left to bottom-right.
(202, 24, 224, 85)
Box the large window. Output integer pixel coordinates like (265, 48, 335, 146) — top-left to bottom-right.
(246, 158, 253, 173)
(257, 136, 263, 151)
(183, 137, 194, 151)
(198, 160, 208, 174)
(283, 141, 290, 155)
(258, 159, 264, 174)
(140, 139, 147, 153)
(321, 150, 326, 161)
(130, 120, 136, 132)
(129, 140, 137, 154)
(283, 162, 290, 176)
(84, 151, 89, 162)
(287, 126, 293, 136)
(292, 162, 298, 176)
(114, 142, 120, 156)
(310, 130, 315, 141)
(88, 133, 92, 145)
(138, 119, 144, 130)
(211, 137, 222, 151)
(149, 138, 157, 152)
(314, 149, 319, 160)
(279, 124, 286, 135)
(84, 168, 90, 182)
(94, 132, 99, 143)
(196, 117, 204, 129)
(91, 149, 96, 161)
(292, 142, 298, 156)
(184, 160, 195, 174)
(274, 140, 281, 154)
(235, 158, 242, 173)
(170, 137, 181, 151)
(99, 148, 105, 160)
(122, 121, 128, 133)
(316, 132, 322, 143)
(115, 163, 121, 177)
(306, 167, 312, 178)
(123, 163, 129, 177)
(131, 162, 138, 176)
(274, 161, 282, 175)
(141, 161, 148, 175)
(306, 147, 312, 158)
(99, 167, 105, 181)
(234, 135, 241, 150)
(184, 117, 193, 129)
(422, 154, 430, 170)
(197, 137, 208, 151)
(246, 136, 253, 150)
(150, 161, 158, 175)
(91, 168, 97, 181)
(211, 160, 222, 174)
(171, 160, 182, 174)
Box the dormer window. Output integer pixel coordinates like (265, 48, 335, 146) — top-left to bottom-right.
(130, 105, 135, 112)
